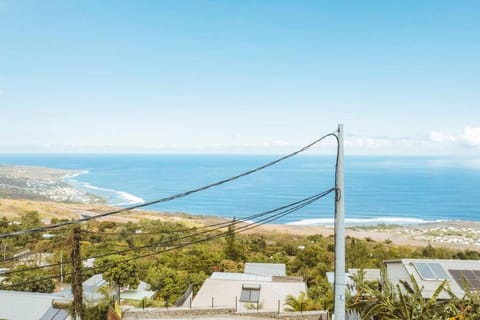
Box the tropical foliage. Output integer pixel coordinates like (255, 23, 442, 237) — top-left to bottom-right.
(94, 254, 139, 300)
(284, 291, 320, 312)
(3, 213, 480, 318)
(348, 269, 480, 319)
(1, 265, 55, 293)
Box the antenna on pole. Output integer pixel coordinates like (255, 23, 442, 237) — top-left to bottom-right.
(334, 124, 345, 319)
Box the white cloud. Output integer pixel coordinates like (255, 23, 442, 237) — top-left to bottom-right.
(345, 136, 422, 149)
(461, 126, 480, 146)
(427, 126, 480, 149)
(429, 131, 456, 143)
(339, 126, 480, 155)
(262, 139, 291, 147)
(346, 137, 394, 148)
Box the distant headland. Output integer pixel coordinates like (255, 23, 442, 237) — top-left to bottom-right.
(0, 165, 105, 204)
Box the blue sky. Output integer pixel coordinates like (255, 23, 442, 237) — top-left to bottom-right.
(0, 1, 479, 154)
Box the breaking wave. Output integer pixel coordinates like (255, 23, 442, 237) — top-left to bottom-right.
(286, 216, 446, 226)
(66, 172, 145, 206)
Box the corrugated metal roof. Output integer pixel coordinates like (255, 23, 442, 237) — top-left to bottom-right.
(348, 268, 381, 282)
(56, 274, 111, 301)
(83, 274, 105, 287)
(0, 290, 66, 320)
(210, 272, 272, 282)
(120, 281, 155, 301)
(244, 263, 286, 277)
(39, 306, 69, 320)
(326, 272, 354, 288)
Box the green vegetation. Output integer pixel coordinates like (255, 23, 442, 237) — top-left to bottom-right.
(348, 269, 480, 319)
(3, 265, 55, 293)
(284, 292, 320, 312)
(348, 223, 402, 231)
(145, 264, 206, 305)
(94, 254, 139, 300)
(1, 213, 480, 317)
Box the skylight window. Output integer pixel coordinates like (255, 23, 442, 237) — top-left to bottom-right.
(413, 262, 449, 280)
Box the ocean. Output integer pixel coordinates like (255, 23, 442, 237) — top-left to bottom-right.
(0, 154, 479, 225)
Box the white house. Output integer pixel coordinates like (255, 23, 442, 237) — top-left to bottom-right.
(58, 274, 155, 303)
(0, 290, 69, 320)
(192, 263, 306, 312)
(384, 258, 480, 299)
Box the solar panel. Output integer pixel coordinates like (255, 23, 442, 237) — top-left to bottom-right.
(472, 270, 480, 287)
(429, 263, 449, 279)
(469, 279, 480, 289)
(449, 269, 480, 290)
(462, 270, 476, 281)
(413, 262, 448, 280)
(414, 263, 435, 280)
(40, 307, 69, 320)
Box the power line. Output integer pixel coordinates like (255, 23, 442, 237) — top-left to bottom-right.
(82, 219, 234, 236)
(0, 235, 68, 265)
(0, 188, 334, 289)
(0, 189, 334, 277)
(81, 189, 334, 262)
(0, 131, 338, 239)
(90, 190, 331, 267)
(0, 128, 341, 290)
(82, 190, 328, 237)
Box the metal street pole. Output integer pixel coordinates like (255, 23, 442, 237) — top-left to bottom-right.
(334, 124, 345, 320)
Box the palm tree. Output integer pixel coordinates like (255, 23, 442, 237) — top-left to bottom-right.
(393, 276, 448, 319)
(284, 292, 316, 312)
(349, 269, 450, 320)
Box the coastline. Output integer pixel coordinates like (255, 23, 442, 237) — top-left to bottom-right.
(0, 165, 105, 204)
(66, 177, 145, 206)
(2, 155, 479, 225)
(1, 164, 480, 250)
(1, 196, 480, 250)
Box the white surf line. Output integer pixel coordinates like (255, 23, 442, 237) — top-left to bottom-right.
(286, 217, 446, 226)
(65, 171, 145, 206)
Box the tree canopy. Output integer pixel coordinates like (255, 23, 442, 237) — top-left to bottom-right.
(94, 254, 139, 291)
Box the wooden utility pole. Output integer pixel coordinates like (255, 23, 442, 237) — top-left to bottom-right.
(71, 226, 83, 320)
(334, 124, 345, 320)
(1, 241, 6, 261)
(60, 249, 64, 283)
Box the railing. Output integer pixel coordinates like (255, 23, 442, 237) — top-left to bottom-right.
(122, 306, 330, 320)
(174, 284, 193, 307)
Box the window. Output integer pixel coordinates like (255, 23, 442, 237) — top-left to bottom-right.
(413, 262, 449, 280)
(429, 263, 449, 279)
(240, 284, 261, 302)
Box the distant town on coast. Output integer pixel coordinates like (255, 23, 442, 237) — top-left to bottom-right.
(1, 0, 480, 319)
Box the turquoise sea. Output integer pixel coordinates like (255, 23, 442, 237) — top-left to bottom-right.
(0, 154, 479, 225)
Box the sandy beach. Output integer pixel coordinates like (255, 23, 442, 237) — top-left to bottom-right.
(2, 197, 480, 251)
(1, 165, 479, 251)
(0, 165, 104, 204)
